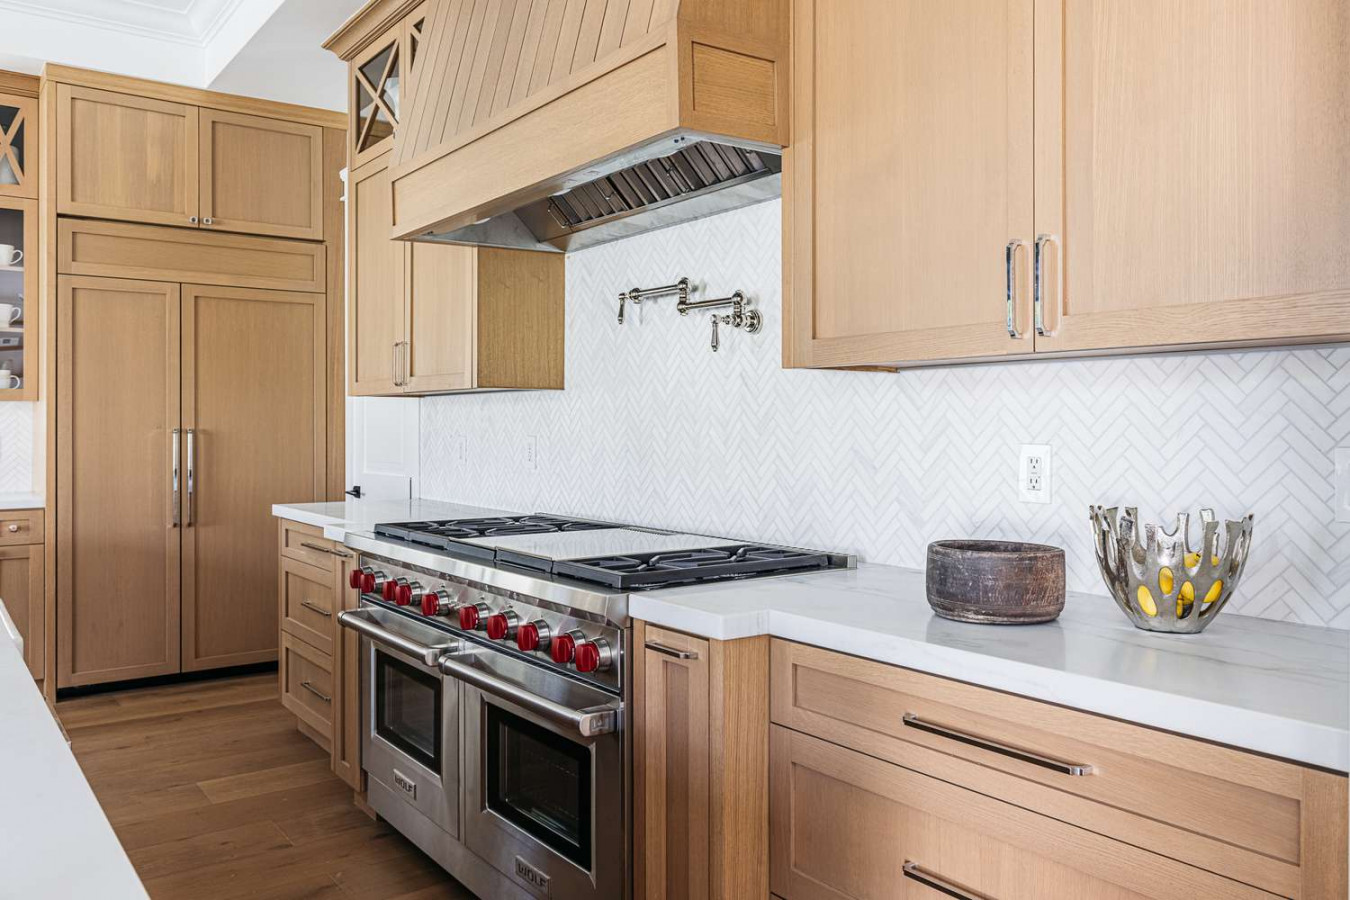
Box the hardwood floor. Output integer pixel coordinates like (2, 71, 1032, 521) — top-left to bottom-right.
(59, 673, 477, 900)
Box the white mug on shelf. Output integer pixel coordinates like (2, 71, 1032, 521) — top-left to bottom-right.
(0, 367, 18, 390)
(0, 245, 21, 267)
(0, 303, 19, 326)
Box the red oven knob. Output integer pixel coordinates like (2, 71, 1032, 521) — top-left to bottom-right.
(422, 590, 453, 617)
(359, 570, 384, 593)
(485, 610, 519, 641)
(394, 581, 422, 606)
(516, 621, 551, 653)
(458, 602, 490, 631)
(382, 577, 405, 602)
(348, 568, 364, 590)
(550, 632, 577, 664)
(575, 638, 613, 674)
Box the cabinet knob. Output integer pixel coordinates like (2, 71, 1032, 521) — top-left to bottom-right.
(189, 216, 199, 224)
(203, 217, 215, 226)
(6, 524, 18, 533)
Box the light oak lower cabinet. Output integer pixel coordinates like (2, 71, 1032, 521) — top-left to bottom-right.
(348, 153, 564, 397)
(770, 639, 1348, 899)
(0, 509, 45, 685)
(634, 623, 768, 900)
(276, 518, 362, 792)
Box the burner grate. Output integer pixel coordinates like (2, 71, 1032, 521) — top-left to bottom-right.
(553, 545, 831, 589)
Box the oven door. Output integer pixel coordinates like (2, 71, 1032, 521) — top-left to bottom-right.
(453, 649, 626, 900)
(344, 604, 461, 838)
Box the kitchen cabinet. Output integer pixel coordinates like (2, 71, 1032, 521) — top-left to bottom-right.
(180, 284, 327, 671)
(0, 509, 45, 683)
(275, 518, 362, 792)
(0, 85, 37, 199)
(0, 195, 37, 401)
(785, 0, 1350, 369)
(55, 276, 328, 687)
(56, 83, 326, 240)
(634, 623, 768, 900)
(770, 639, 1348, 899)
(348, 154, 565, 397)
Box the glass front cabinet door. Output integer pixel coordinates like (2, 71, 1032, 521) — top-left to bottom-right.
(0, 197, 36, 400)
(0, 93, 35, 199)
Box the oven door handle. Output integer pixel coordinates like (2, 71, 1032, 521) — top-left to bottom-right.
(337, 608, 461, 667)
(438, 653, 621, 738)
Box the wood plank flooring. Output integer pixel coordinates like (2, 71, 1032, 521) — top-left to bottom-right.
(59, 673, 477, 900)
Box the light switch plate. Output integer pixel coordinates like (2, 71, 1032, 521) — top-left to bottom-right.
(1335, 448, 1350, 524)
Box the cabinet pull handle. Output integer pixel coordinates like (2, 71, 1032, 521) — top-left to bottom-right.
(300, 541, 335, 555)
(171, 428, 181, 527)
(185, 428, 196, 526)
(300, 680, 331, 703)
(645, 641, 698, 660)
(300, 600, 332, 618)
(1005, 239, 1025, 338)
(902, 862, 992, 900)
(1033, 233, 1062, 337)
(902, 713, 1093, 776)
(392, 342, 402, 386)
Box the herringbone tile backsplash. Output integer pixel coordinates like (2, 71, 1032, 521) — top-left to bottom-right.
(0, 403, 34, 493)
(421, 200, 1350, 629)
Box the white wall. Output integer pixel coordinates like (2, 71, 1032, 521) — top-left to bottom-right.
(419, 199, 1350, 630)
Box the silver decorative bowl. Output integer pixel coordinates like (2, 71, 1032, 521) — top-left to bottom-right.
(1089, 506, 1254, 634)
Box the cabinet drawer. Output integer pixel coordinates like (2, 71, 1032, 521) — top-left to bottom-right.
(280, 632, 333, 737)
(278, 518, 349, 570)
(771, 725, 1273, 900)
(279, 556, 335, 655)
(0, 509, 43, 546)
(771, 640, 1344, 898)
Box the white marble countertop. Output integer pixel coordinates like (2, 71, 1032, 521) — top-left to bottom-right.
(634, 564, 1350, 772)
(0, 599, 147, 899)
(272, 498, 513, 542)
(0, 492, 43, 511)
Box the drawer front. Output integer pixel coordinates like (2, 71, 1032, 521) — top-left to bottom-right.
(279, 518, 349, 570)
(281, 632, 333, 735)
(771, 640, 1333, 897)
(771, 725, 1274, 900)
(280, 556, 335, 655)
(0, 509, 43, 546)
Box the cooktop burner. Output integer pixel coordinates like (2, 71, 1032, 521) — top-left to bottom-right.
(553, 545, 832, 589)
(376, 515, 613, 547)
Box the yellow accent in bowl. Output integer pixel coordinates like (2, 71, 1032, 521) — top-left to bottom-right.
(1204, 580, 1223, 605)
(1158, 567, 1174, 594)
(1136, 585, 1158, 617)
(1185, 552, 1221, 568)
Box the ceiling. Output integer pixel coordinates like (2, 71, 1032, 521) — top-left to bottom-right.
(0, 0, 365, 110)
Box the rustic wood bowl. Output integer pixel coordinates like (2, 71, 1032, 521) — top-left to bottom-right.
(925, 540, 1065, 624)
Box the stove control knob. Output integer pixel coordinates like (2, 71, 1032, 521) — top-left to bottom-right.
(485, 610, 520, 642)
(382, 577, 408, 602)
(458, 602, 491, 631)
(421, 589, 455, 617)
(348, 567, 365, 590)
(549, 630, 586, 666)
(574, 638, 613, 674)
(359, 569, 386, 594)
(394, 580, 423, 607)
(516, 620, 551, 653)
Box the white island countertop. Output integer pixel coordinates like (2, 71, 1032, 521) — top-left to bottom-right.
(272, 498, 514, 542)
(0, 600, 147, 899)
(633, 563, 1350, 772)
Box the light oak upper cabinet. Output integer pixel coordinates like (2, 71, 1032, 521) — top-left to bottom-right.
(787, 0, 1350, 368)
(57, 85, 199, 229)
(198, 110, 324, 240)
(181, 284, 326, 671)
(349, 157, 402, 395)
(57, 86, 326, 241)
(1034, 0, 1350, 353)
(0, 90, 37, 199)
(784, 0, 1036, 368)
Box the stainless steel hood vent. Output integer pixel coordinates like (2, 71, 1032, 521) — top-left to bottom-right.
(417, 139, 782, 254)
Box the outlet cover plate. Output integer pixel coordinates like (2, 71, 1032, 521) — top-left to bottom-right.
(1019, 444, 1052, 504)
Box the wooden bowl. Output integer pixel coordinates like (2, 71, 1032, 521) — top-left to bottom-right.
(925, 540, 1065, 624)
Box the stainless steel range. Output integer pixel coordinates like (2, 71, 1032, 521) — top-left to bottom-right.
(337, 513, 850, 900)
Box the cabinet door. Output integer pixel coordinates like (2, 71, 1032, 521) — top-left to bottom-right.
(770, 726, 1271, 900)
(0, 544, 43, 679)
(0, 92, 36, 199)
(350, 27, 404, 170)
(56, 85, 199, 228)
(639, 627, 712, 900)
(0, 196, 37, 401)
(199, 109, 324, 241)
(1033, 0, 1350, 353)
(404, 242, 475, 393)
(348, 157, 403, 396)
(56, 276, 181, 687)
(784, 0, 1035, 368)
(331, 552, 363, 790)
(181, 284, 326, 671)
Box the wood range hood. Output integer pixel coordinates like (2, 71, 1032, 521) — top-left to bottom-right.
(386, 0, 788, 253)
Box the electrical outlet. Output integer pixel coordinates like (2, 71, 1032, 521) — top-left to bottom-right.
(453, 434, 468, 465)
(524, 435, 539, 472)
(1019, 444, 1052, 504)
(1336, 448, 1350, 524)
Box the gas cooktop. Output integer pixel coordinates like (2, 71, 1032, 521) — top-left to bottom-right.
(372, 514, 839, 590)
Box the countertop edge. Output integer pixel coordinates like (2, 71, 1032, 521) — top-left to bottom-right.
(629, 596, 1350, 773)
